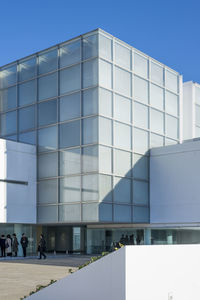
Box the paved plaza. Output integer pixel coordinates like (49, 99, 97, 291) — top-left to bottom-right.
(0, 255, 92, 300)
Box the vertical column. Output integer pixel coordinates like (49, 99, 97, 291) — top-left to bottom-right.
(144, 228, 151, 245)
(167, 230, 173, 244)
(14, 224, 23, 257)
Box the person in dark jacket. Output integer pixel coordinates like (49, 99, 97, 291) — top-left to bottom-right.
(12, 233, 19, 257)
(38, 234, 46, 259)
(20, 233, 28, 257)
(0, 235, 6, 257)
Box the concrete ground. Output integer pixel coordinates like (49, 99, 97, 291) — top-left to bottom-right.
(0, 255, 92, 300)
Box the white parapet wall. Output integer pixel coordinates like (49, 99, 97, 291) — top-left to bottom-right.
(27, 245, 200, 300)
(0, 139, 36, 224)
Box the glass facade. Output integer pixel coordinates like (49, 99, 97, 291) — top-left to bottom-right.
(0, 28, 181, 251)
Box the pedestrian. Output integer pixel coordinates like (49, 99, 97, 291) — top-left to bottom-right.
(5, 234, 12, 257)
(20, 233, 28, 257)
(0, 235, 6, 257)
(12, 234, 19, 257)
(38, 234, 46, 259)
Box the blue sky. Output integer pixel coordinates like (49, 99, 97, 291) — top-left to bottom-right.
(0, 0, 200, 82)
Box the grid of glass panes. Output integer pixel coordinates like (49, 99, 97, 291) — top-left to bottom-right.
(195, 85, 200, 137)
(0, 29, 181, 224)
(97, 29, 180, 223)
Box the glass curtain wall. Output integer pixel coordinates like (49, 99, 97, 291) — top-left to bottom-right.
(0, 29, 181, 225)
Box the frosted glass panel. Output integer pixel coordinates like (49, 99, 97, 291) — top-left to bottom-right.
(114, 149, 131, 177)
(19, 80, 36, 106)
(99, 117, 112, 145)
(99, 88, 112, 117)
(38, 100, 57, 126)
(83, 34, 98, 60)
(60, 92, 80, 121)
(38, 179, 58, 204)
(114, 121, 131, 150)
(133, 206, 149, 223)
(60, 121, 80, 148)
(150, 109, 164, 134)
(133, 128, 149, 154)
(82, 145, 98, 173)
(115, 67, 131, 97)
(0, 65, 17, 88)
(38, 48, 57, 75)
(99, 59, 112, 89)
(60, 64, 81, 94)
(165, 138, 177, 146)
(19, 105, 35, 131)
(60, 177, 81, 203)
(82, 88, 98, 116)
(114, 205, 131, 222)
(165, 91, 178, 116)
(151, 62, 163, 86)
(150, 84, 164, 110)
(83, 59, 98, 88)
(115, 43, 131, 69)
(134, 76, 148, 104)
(59, 204, 81, 222)
(82, 117, 98, 145)
(133, 180, 148, 205)
(18, 57, 36, 82)
(37, 206, 58, 223)
(99, 175, 112, 203)
(1, 111, 17, 136)
(195, 86, 200, 105)
(99, 34, 112, 61)
(99, 203, 112, 222)
(38, 126, 57, 152)
(165, 70, 178, 93)
(151, 133, 164, 148)
(166, 115, 178, 139)
(99, 146, 112, 173)
(195, 126, 200, 137)
(60, 148, 81, 176)
(134, 102, 148, 129)
(115, 94, 131, 123)
(38, 73, 57, 101)
(19, 131, 36, 145)
(38, 152, 58, 179)
(82, 203, 98, 222)
(60, 40, 81, 68)
(0, 86, 17, 112)
(114, 177, 131, 203)
(82, 174, 98, 201)
(133, 154, 149, 180)
(134, 53, 148, 78)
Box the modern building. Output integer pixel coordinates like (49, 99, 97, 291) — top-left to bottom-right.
(0, 28, 199, 255)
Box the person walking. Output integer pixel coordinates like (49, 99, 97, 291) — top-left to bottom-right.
(5, 234, 12, 257)
(12, 234, 19, 257)
(20, 233, 28, 257)
(38, 234, 46, 259)
(0, 235, 6, 257)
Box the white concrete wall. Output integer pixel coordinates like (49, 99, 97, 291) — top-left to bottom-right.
(183, 81, 194, 140)
(27, 245, 200, 300)
(27, 247, 126, 300)
(150, 140, 200, 223)
(0, 139, 36, 224)
(126, 245, 200, 300)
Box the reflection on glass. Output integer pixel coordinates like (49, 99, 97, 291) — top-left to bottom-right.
(1, 111, 17, 136)
(114, 205, 131, 222)
(38, 179, 58, 204)
(19, 131, 36, 145)
(114, 177, 131, 203)
(82, 145, 98, 172)
(134, 102, 148, 129)
(150, 84, 164, 110)
(60, 64, 81, 94)
(151, 62, 163, 86)
(60, 92, 80, 121)
(0, 65, 17, 88)
(99, 59, 112, 89)
(38, 126, 57, 152)
(60, 40, 81, 68)
(115, 42, 131, 69)
(115, 67, 131, 97)
(115, 94, 131, 123)
(133, 127, 149, 154)
(19, 106, 35, 131)
(60, 177, 81, 203)
(166, 115, 178, 139)
(165, 91, 178, 116)
(83, 34, 98, 60)
(133, 180, 148, 205)
(134, 76, 148, 104)
(99, 88, 112, 117)
(114, 149, 131, 177)
(60, 148, 81, 175)
(38, 48, 58, 75)
(114, 121, 131, 149)
(165, 70, 178, 93)
(19, 80, 36, 106)
(150, 109, 164, 134)
(38, 99, 57, 126)
(83, 59, 98, 88)
(38, 152, 58, 179)
(82, 88, 98, 116)
(82, 174, 98, 201)
(150, 133, 164, 148)
(82, 117, 98, 145)
(134, 52, 148, 78)
(18, 57, 36, 81)
(99, 34, 112, 61)
(0, 86, 17, 112)
(38, 73, 57, 101)
(60, 120, 80, 148)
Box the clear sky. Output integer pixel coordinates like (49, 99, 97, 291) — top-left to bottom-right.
(0, 0, 200, 83)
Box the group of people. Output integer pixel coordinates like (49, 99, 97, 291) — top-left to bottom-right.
(0, 233, 47, 259)
(0, 233, 28, 257)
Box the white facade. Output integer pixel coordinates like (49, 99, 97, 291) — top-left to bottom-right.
(150, 140, 200, 224)
(27, 245, 200, 300)
(0, 139, 36, 224)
